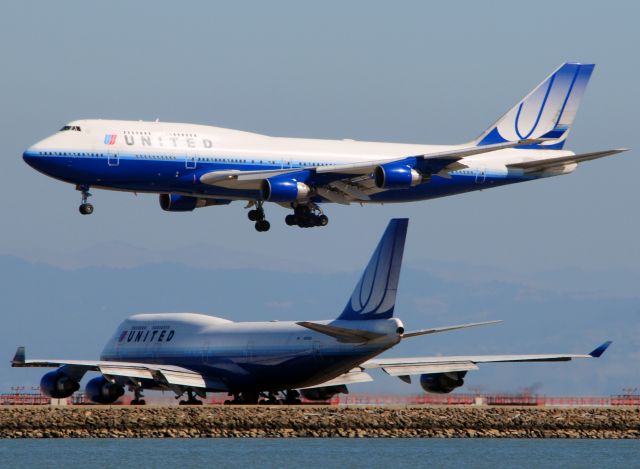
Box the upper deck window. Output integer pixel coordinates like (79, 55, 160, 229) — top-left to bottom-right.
(60, 125, 82, 132)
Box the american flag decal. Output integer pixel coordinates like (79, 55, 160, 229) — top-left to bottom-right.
(104, 134, 117, 145)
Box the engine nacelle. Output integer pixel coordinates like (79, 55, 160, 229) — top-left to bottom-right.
(159, 194, 231, 212)
(40, 370, 80, 399)
(420, 372, 467, 394)
(85, 376, 125, 404)
(300, 384, 347, 401)
(374, 163, 422, 189)
(261, 176, 311, 202)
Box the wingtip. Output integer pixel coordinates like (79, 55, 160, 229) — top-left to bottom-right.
(589, 341, 612, 358)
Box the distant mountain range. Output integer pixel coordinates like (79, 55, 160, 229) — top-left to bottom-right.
(1, 253, 638, 396)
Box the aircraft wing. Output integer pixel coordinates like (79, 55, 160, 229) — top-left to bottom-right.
(199, 139, 539, 197)
(11, 347, 227, 391)
(507, 148, 629, 173)
(361, 341, 612, 377)
(299, 368, 374, 390)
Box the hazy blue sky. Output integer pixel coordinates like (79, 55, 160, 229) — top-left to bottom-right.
(0, 1, 638, 394)
(1, 0, 637, 275)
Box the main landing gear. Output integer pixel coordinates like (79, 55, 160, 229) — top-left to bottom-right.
(77, 185, 94, 215)
(246, 202, 329, 232)
(247, 201, 271, 232)
(130, 387, 146, 405)
(285, 204, 328, 229)
(223, 390, 302, 405)
(178, 389, 203, 405)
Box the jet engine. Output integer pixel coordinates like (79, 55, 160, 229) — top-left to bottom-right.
(419, 372, 467, 394)
(260, 175, 311, 202)
(300, 384, 348, 401)
(40, 370, 80, 399)
(374, 163, 422, 189)
(85, 376, 125, 404)
(159, 194, 231, 211)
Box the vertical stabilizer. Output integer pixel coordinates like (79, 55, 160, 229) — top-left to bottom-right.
(474, 63, 595, 150)
(338, 218, 408, 320)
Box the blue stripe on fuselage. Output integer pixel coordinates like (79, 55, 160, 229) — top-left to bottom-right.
(23, 149, 535, 203)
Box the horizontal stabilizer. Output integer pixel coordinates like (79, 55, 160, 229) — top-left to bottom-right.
(403, 320, 502, 339)
(507, 148, 629, 173)
(296, 322, 385, 343)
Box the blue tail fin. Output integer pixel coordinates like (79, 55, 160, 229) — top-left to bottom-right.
(338, 218, 408, 320)
(474, 63, 595, 150)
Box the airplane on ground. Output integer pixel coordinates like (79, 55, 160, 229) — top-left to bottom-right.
(22, 63, 627, 232)
(12, 219, 610, 405)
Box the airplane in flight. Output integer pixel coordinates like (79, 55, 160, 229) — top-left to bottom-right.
(23, 63, 627, 232)
(12, 219, 610, 405)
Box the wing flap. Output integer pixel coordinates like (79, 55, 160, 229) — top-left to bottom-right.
(299, 368, 373, 389)
(99, 365, 155, 380)
(380, 362, 479, 376)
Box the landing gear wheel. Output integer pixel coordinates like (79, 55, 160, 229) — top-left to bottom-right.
(255, 220, 270, 232)
(76, 185, 94, 215)
(79, 203, 94, 215)
(248, 209, 261, 221)
(179, 399, 203, 405)
(289, 204, 328, 229)
(285, 214, 297, 226)
(130, 399, 146, 405)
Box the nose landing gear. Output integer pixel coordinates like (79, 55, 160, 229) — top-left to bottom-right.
(77, 185, 94, 215)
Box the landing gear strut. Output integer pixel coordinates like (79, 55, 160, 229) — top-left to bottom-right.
(178, 389, 203, 405)
(247, 201, 270, 232)
(130, 387, 146, 405)
(77, 185, 94, 215)
(223, 390, 302, 405)
(285, 204, 328, 228)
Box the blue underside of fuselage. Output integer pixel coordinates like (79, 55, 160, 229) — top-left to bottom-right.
(23, 150, 534, 203)
(101, 348, 376, 392)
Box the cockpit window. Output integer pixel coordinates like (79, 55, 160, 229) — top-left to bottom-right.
(60, 125, 81, 132)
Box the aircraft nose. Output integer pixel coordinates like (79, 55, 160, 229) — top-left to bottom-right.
(22, 147, 41, 169)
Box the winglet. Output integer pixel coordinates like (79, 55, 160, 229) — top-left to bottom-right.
(11, 346, 25, 366)
(589, 341, 612, 358)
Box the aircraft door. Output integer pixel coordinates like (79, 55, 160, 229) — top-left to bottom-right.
(186, 156, 196, 170)
(475, 167, 486, 184)
(107, 152, 119, 167)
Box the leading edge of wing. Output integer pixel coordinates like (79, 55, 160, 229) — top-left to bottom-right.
(11, 347, 226, 391)
(362, 342, 612, 376)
